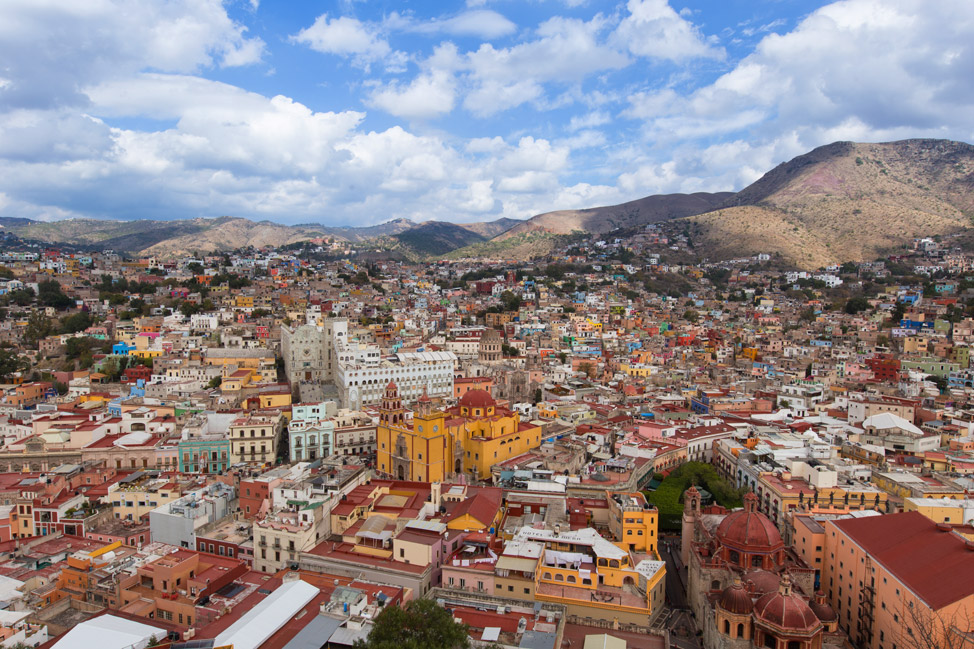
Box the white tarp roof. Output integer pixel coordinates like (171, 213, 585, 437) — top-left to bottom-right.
(514, 527, 626, 561)
(114, 431, 152, 447)
(214, 579, 319, 649)
(53, 614, 166, 649)
(862, 412, 923, 436)
(0, 574, 24, 603)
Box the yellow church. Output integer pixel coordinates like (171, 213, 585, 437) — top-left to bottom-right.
(376, 381, 543, 482)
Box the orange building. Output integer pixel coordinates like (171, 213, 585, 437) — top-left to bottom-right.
(453, 376, 493, 399)
(117, 549, 247, 627)
(4, 383, 49, 408)
(823, 511, 974, 649)
(36, 542, 129, 609)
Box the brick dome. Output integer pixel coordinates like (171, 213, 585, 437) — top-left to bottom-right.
(809, 593, 837, 623)
(717, 581, 753, 615)
(753, 577, 820, 632)
(715, 492, 784, 552)
(459, 389, 496, 409)
(743, 569, 781, 594)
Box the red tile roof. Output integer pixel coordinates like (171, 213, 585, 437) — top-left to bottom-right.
(834, 511, 974, 610)
(442, 489, 502, 529)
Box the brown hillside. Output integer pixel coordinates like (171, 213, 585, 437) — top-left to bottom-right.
(687, 139, 974, 269)
(140, 218, 325, 256)
(496, 192, 733, 239)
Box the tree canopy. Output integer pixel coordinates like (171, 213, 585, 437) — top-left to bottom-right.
(356, 599, 470, 649)
(37, 280, 74, 309)
(844, 295, 871, 314)
(0, 349, 28, 379)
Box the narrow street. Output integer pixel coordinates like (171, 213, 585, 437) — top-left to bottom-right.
(660, 536, 701, 649)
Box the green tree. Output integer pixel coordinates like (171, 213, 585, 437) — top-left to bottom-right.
(103, 293, 127, 306)
(845, 296, 871, 315)
(187, 262, 204, 275)
(38, 280, 74, 309)
(61, 311, 94, 334)
(65, 336, 102, 360)
(0, 349, 28, 379)
(683, 309, 700, 323)
(644, 461, 744, 530)
(888, 302, 906, 327)
(101, 356, 121, 382)
(6, 288, 35, 306)
(24, 311, 54, 347)
(355, 599, 470, 649)
(180, 301, 202, 317)
(350, 270, 370, 285)
(499, 290, 522, 312)
(208, 376, 222, 389)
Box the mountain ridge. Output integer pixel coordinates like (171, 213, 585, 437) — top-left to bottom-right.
(2, 138, 973, 267)
(684, 138, 974, 267)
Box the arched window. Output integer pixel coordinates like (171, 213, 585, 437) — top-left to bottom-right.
(543, 572, 552, 580)
(555, 574, 564, 582)
(567, 575, 576, 584)
(711, 580, 721, 591)
(723, 620, 730, 634)
(737, 623, 745, 638)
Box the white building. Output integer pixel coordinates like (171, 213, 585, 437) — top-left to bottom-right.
(337, 351, 456, 409)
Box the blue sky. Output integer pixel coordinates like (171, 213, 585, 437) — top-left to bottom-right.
(0, 0, 972, 226)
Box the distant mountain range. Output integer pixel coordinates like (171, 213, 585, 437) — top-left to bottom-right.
(2, 138, 972, 268)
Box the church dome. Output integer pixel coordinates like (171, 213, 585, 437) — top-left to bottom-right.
(459, 389, 496, 409)
(717, 581, 753, 615)
(809, 592, 837, 623)
(753, 577, 820, 632)
(743, 570, 781, 594)
(715, 492, 783, 552)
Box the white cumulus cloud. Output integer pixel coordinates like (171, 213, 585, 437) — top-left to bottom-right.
(291, 14, 394, 69)
(613, 0, 724, 61)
